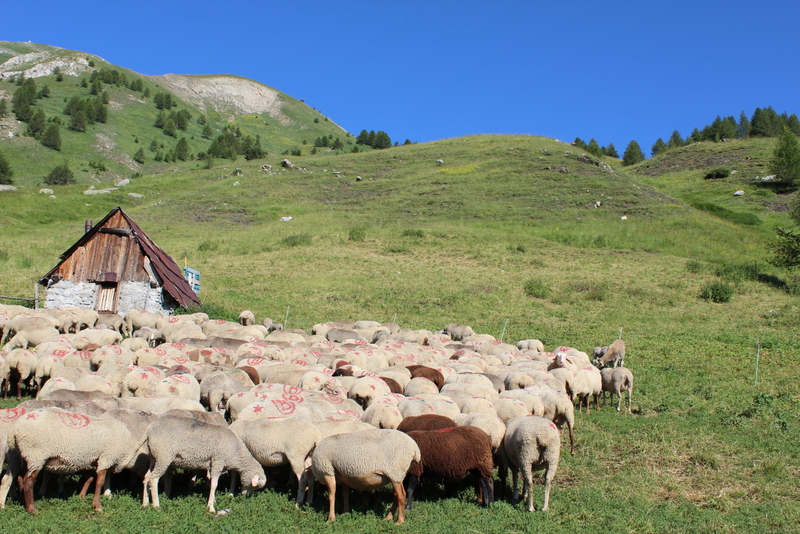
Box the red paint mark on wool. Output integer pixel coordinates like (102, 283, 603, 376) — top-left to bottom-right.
(272, 400, 296, 415)
(433, 427, 455, 433)
(58, 411, 90, 429)
(0, 408, 26, 422)
(283, 385, 303, 396)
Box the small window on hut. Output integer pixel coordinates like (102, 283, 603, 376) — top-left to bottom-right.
(96, 283, 118, 313)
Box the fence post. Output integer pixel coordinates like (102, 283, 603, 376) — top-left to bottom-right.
(500, 319, 509, 343)
(284, 306, 290, 329)
(754, 340, 760, 387)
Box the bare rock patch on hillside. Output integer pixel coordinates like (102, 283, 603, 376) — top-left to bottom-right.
(149, 74, 293, 124)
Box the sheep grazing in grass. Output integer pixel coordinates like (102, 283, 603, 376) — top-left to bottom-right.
(6, 349, 37, 400)
(573, 367, 602, 414)
(405, 425, 494, 510)
(536, 389, 576, 456)
(238, 310, 256, 326)
(601, 367, 634, 413)
(142, 415, 267, 513)
(501, 415, 561, 512)
(9, 407, 144, 514)
(230, 417, 321, 506)
(311, 428, 420, 524)
(593, 339, 625, 368)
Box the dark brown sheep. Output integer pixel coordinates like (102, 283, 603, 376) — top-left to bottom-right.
(405, 365, 444, 391)
(405, 425, 494, 509)
(396, 414, 457, 433)
(379, 376, 403, 395)
(238, 365, 261, 386)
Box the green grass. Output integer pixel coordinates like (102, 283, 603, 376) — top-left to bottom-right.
(1, 134, 799, 532)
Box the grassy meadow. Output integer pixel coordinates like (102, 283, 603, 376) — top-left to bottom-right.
(0, 134, 798, 533)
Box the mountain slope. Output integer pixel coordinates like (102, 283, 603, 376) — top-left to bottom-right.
(0, 42, 350, 185)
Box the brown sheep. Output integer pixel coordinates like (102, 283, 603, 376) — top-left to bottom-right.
(379, 376, 403, 395)
(405, 426, 494, 510)
(405, 365, 444, 391)
(593, 339, 625, 368)
(396, 414, 457, 433)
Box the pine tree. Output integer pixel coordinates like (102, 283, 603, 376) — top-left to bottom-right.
(202, 123, 213, 139)
(0, 149, 13, 185)
(70, 109, 87, 132)
(44, 163, 76, 185)
(604, 143, 619, 158)
(587, 138, 603, 157)
(769, 126, 800, 188)
(737, 110, 752, 138)
(572, 137, 588, 150)
(27, 109, 47, 138)
(0, 98, 6, 118)
(163, 117, 176, 138)
(175, 138, 190, 161)
(651, 138, 667, 156)
(41, 124, 61, 150)
(622, 140, 645, 166)
(667, 130, 685, 149)
(769, 193, 800, 270)
(133, 148, 146, 164)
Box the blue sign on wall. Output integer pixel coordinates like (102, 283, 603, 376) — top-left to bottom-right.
(183, 267, 201, 293)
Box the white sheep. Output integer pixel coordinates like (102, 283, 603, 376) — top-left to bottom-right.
(600, 366, 634, 413)
(573, 367, 602, 413)
(501, 415, 561, 512)
(535, 389, 576, 455)
(142, 414, 267, 513)
(229, 417, 322, 506)
(6, 348, 37, 399)
(9, 407, 144, 513)
(311, 428, 421, 524)
(361, 403, 403, 429)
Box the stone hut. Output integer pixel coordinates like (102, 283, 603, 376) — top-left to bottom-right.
(38, 206, 201, 315)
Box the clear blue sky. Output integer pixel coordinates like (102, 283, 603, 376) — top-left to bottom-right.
(3, 0, 798, 154)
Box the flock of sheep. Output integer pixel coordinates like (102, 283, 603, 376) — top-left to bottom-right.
(0, 304, 634, 523)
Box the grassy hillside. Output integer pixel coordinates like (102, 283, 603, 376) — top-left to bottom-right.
(1, 136, 798, 529)
(0, 42, 351, 187)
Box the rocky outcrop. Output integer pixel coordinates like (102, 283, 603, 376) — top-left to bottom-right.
(148, 73, 293, 124)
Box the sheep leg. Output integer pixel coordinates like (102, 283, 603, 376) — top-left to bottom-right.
(78, 473, 95, 499)
(149, 475, 161, 508)
(404, 473, 418, 510)
(341, 484, 351, 514)
(206, 474, 219, 513)
(510, 467, 520, 503)
(616, 391, 622, 412)
(523, 468, 535, 512)
(385, 480, 406, 524)
(568, 422, 575, 456)
(324, 475, 337, 523)
(541, 465, 555, 511)
(92, 469, 107, 511)
(22, 469, 40, 514)
(627, 386, 633, 414)
(228, 470, 239, 495)
(480, 475, 494, 506)
(0, 468, 17, 508)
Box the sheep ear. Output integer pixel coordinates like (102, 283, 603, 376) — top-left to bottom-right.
(252, 475, 260, 487)
(565, 356, 574, 364)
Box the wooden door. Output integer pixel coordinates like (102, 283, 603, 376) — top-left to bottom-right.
(96, 283, 118, 313)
